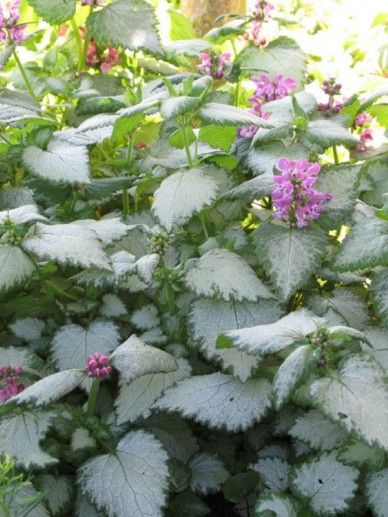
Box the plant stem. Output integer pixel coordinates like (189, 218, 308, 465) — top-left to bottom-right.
(234, 80, 241, 106)
(182, 126, 193, 167)
(332, 145, 339, 165)
(12, 50, 39, 103)
(160, 258, 175, 315)
(86, 378, 101, 417)
(122, 186, 130, 217)
(45, 280, 79, 301)
(126, 136, 134, 167)
(70, 18, 85, 71)
(201, 213, 209, 239)
(68, 190, 78, 216)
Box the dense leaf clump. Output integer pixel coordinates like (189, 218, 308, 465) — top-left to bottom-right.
(0, 0, 387, 515)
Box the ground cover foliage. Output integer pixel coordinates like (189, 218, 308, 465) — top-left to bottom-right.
(0, 0, 387, 515)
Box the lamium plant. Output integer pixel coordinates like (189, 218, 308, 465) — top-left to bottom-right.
(0, 0, 387, 515)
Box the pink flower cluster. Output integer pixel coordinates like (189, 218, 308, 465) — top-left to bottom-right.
(354, 111, 374, 152)
(243, 0, 274, 46)
(0, 0, 26, 45)
(238, 73, 297, 138)
(318, 78, 344, 116)
(197, 52, 232, 80)
(86, 40, 121, 73)
(272, 158, 332, 228)
(85, 353, 112, 378)
(0, 366, 24, 402)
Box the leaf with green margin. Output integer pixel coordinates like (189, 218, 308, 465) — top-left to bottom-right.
(255, 493, 298, 517)
(310, 354, 388, 450)
(289, 409, 347, 451)
(247, 142, 308, 176)
(199, 103, 273, 127)
(304, 119, 359, 148)
(235, 36, 306, 84)
(333, 216, 388, 271)
(361, 159, 388, 208)
(86, 0, 163, 56)
(0, 244, 36, 293)
(370, 269, 388, 328)
(253, 223, 328, 301)
(27, 0, 76, 23)
(366, 469, 388, 517)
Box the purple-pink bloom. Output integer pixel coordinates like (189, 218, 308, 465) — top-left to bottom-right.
(85, 352, 112, 379)
(272, 158, 332, 228)
(355, 111, 373, 127)
(251, 73, 297, 103)
(0, 365, 24, 402)
(0, 0, 26, 44)
(197, 52, 232, 79)
(243, 0, 273, 46)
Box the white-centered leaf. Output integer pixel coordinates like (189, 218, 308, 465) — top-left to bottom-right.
(273, 345, 312, 410)
(370, 269, 388, 328)
(305, 119, 359, 147)
(100, 294, 126, 318)
(116, 358, 191, 424)
(152, 168, 218, 231)
(0, 204, 46, 225)
(77, 431, 169, 517)
(339, 439, 384, 470)
(254, 223, 327, 301)
(160, 96, 200, 120)
(310, 354, 388, 450)
(0, 346, 38, 369)
(189, 452, 229, 495)
(12, 369, 84, 407)
(23, 140, 90, 184)
(255, 494, 297, 517)
(189, 298, 282, 381)
(334, 216, 388, 271)
(54, 113, 117, 146)
(154, 373, 272, 431)
(52, 321, 120, 371)
(251, 457, 289, 492)
(22, 222, 111, 270)
(35, 474, 73, 516)
(289, 410, 347, 451)
(0, 411, 58, 468)
(71, 428, 97, 451)
(9, 317, 45, 341)
(5, 484, 50, 517)
(185, 249, 273, 302)
(217, 309, 324, 356)
(366, 469, 388, 517)
(74, 217, 133, 246)
(130, 305, 160, 330)
(199, 102, 273, 127)
(290, 452, 359, 515)
(136, 253, 160, 284)
(0, 244, 35, 292)
(110, 335, 178, 383)
(362, 327, 388, 370)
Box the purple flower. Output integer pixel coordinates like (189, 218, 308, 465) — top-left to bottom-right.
(0, 365, 24, 402)
(272, 158, 332, 228)
(354, 111, 373, 127)
(0, 0, 26, 44)
(243, 1, 273, 46)
(197, 52, 232, 79)
(85, 352, 112, 378)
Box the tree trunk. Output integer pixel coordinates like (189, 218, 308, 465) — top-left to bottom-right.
(181, 0, 246, 36)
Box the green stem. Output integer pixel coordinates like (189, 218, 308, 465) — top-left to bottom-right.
(122, 186, 130, 217)
(12, 50, 39, 103)
(201, 213, 209, 239)
(182, 126, 193, 167)
(86, 378, 101, 417)
(234, 80, 241, 107)
(332, 145, 339, 165)
(160, 258, 175, 315)
(0, 500, 10, 517)
(45, 280, 79, 301)
(126, 136, 134, 167)
(68, 190, 78, 216)
(82, 6, 93, 70)
(70, 18, 85, 71)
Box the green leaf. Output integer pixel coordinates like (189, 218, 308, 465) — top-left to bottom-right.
(165, 39, 210, 58)
(235, 36, 306, 84)
(169, 491, 210, 517)
(368, 103, 388, 127)
(253, 223, 327, 301)
(169, 11, 196, 41)
(86, 0, 163, 56)
(217, 309, 324, 355)
(154, 373, 272, 431)
(205, 19, 245, 44)
(77, 431, 169, 516)
(362, 159, 388, 208)
(289, 410, 347, 451)
(290, 452, 358, 515)
(152, 168, 218, 232)
(35, 475, 73, 516)
(304, 119, 359, 148)
(199, 103, 273, 127)
(23, 141, 90, 184)
(339, 439, 385, 469)
(366, 469, 388, 517)
(0, 89, 41, 125)
(333, 216, 388, 271)
(0, 244, 36, 293)
(184, 249, 273, 302)
(273, 345, 312, 410)
(199, 125, 236, 152)
(27, 0, 76, 23)
(310, 354, 388, 450)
